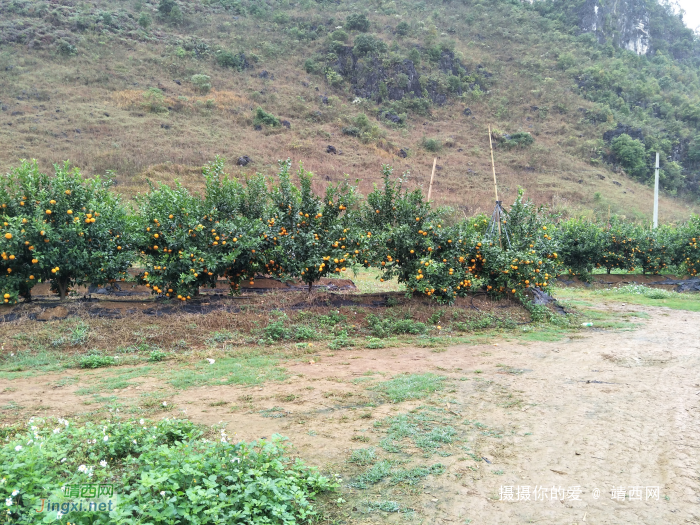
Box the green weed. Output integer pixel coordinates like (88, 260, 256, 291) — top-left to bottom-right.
(370, 373, 446, 403)
(349, 447, 376, 466)
(168, 356, 287, 389)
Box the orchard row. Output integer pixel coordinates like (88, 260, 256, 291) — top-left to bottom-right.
(1, 159, 698, 305)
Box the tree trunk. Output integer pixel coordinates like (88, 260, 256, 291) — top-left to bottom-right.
(57, 279, 67, 301)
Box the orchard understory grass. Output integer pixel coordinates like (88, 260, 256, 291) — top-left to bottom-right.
(556, 284, 700, 312)
(0, 285, 660, 382)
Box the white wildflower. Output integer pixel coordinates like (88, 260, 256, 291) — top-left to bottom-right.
(100, 460, 107, 467)
(57, 511, 63, 519)
(160, 491, 166, 496)
(14, 446, 22, 452)
(53, 428, 60, 434)
(103, 435, 109, 442)
(162, 402, 167, 407)
(139, 419, 144, 425)
(78, 465, 87, 473)
(61, 458, 67, 463)
(207, 358, 215, 364)
(11, 491, 18, 497)
(5, 499, 11, 507)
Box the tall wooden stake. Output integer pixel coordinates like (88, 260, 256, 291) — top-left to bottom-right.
(427, 157, 437, 201)
(653, 152, 660, 228)
(488, 126, 502, 248)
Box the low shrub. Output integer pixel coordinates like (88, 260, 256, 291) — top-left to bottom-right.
(78, 354, 116, 369)
(253, 107, 280, 127)
(0, 418, 336, 524)
(345, 13, 370, 32)
(422, 137, 442, 152)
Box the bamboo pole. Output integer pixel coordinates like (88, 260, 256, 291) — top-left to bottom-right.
(488, 125, 499, 203)
(653, 152, 660, 228)
(427, 157, 437, 201)
(488, 126, 503, 248)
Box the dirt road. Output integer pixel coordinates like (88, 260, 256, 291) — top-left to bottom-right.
(217, 304, 699, 524)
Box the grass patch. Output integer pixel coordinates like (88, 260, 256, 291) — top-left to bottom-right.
(369, 373, 446, 403)
(375, 407, 457, 454)
(74, 367, 152, 395)
(517, 330, 567, 342)
(348, 267, 405, 294)
(389, 464, 445, 485)
(0, 349, 72, 374)
(367, 315, 427, 338)
(349, 447, 377, 466)
(350, 460, 393, 489)
(556, 286, 700, 312)
(361, 500, 403, 513)
(168, 356, 287, 389)
(259, 407, 288, 418)
(78, 354, 116, 369)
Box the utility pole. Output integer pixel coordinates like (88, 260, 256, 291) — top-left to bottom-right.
(653, 152, 659, 228)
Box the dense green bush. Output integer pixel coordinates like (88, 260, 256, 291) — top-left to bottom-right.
(396, 21, 410, 36)
(190, 74, 211, 94)
(345, 13, 370, 32)
(353, 34, 387, 56)
(0, 417, 336, 524)
(554, 217, 602, 279)
(253, 107, 280, 127)
(611, 133, 648, 180)
(502, 132, 534, 149)
(215, 50, 246, 70)
(422, 137, 442, 152)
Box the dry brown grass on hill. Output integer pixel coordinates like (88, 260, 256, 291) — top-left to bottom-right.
(0, 4, 697, 222)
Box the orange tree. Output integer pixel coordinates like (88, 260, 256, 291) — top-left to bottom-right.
(362, 166, 485, 303)
(479, 190, 561, 299)
(553, 218, 603, 281)
(596, 217, 640, 274)
(635, 224, 676, 275)
(202, 157, 284, 292)
(677, 215, 699, 276)
(135, 158, 276, 300)
(270, 160, 360, 294)
(0, 160, 134, 303)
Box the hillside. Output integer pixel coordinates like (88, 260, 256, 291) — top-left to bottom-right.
(1, 0, 699, 222)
